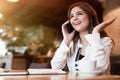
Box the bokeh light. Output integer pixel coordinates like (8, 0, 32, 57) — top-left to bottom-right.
(0, 13, 3, 19)
(8, 0, 19, 2)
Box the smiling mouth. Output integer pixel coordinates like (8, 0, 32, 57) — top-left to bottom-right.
(73, 22, 81, 25)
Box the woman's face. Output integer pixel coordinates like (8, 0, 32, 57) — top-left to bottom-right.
(70, 6, 89, 32)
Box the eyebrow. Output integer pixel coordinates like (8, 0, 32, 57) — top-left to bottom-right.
(70, 11, 84, 15)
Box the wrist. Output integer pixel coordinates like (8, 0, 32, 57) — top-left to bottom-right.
(63, 39, 71, 47)
(92, 29, 99, 33)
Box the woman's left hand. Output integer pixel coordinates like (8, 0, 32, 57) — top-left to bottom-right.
(92, 17, 117, 33)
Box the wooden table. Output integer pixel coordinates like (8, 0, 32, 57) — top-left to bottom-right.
(0, 72, 120, 80)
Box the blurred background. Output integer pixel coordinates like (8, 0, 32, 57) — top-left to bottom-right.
(0, 0, 120, 74)
(0, 0, 104, 51)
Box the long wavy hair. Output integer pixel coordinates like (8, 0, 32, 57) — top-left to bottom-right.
(67, 2, 108, 44)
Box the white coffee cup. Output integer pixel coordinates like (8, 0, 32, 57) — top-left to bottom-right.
(75, 60, 96, 72)
(75, 60, 97, 77)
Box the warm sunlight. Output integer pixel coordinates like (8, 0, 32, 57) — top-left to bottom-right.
(0, 13, 3, 19)
(8, 0, 19, 2)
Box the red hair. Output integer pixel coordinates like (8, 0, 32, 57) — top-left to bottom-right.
(67, 2, 108, 41)
(67, 2, 99, 33)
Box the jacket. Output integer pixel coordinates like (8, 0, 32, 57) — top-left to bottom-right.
(51, 33, 112, 74)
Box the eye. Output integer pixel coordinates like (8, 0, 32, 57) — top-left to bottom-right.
(77, 12, 83, 15)
(70, 14, 74, 19)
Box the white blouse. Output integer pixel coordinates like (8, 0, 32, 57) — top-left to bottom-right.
(51, 33, 112, 74)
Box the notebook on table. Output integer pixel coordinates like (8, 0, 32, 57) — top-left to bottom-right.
(27, 69, 66, 75)
(0, 69, 28, 76)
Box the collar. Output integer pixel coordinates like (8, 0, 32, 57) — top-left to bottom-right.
(77, 39, 82, 49)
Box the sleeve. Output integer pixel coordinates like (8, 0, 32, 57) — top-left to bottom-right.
(51, 40, 71, 69)
(85, 33, 112, 73)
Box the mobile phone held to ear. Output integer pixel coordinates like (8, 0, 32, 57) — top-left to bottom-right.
(66, 23, 74, 33)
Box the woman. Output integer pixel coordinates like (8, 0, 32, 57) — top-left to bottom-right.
(51, 2, 116, 74)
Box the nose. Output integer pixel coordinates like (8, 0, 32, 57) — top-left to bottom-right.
(73, 15, 78, 21)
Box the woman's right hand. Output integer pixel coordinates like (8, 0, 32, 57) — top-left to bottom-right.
(62, 21, 75, 46)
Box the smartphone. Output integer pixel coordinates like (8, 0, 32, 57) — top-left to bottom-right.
(66, 22, 74, 33)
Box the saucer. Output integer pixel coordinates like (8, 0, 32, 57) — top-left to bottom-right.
(78, 71, 102, 77)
